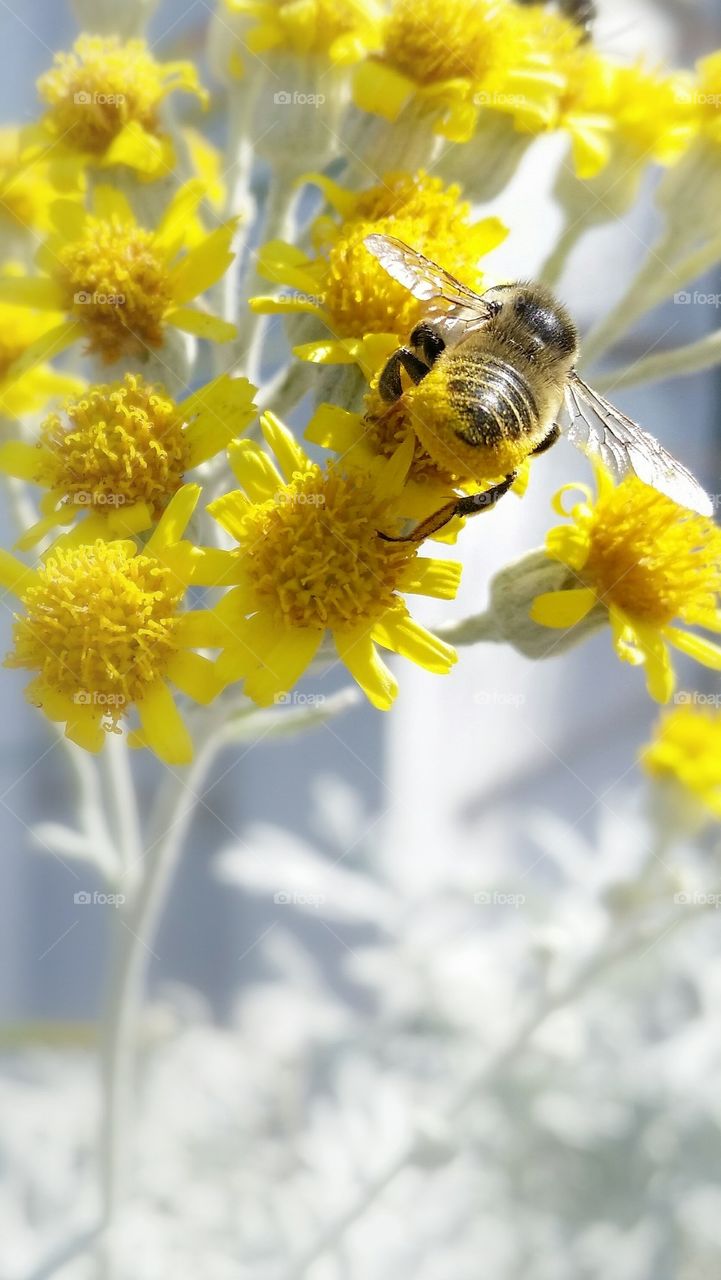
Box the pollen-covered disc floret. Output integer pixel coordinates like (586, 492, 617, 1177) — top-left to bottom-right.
(56, 216, 172, 360)
(8, 542, 183, 716)
(252, 171, 506, 368)
(1, 485, 228, 761)
(531, 465, 721, 702)
(240, 465, 414, 630)
(383, 0, 514, 87)
(36, 35, 207, 167)
(39, 376, 188, 518)
(206, 413, 460, 710)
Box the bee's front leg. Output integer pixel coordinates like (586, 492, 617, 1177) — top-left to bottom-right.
(377, 347, 430, 402)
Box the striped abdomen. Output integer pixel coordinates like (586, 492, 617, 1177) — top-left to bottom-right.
(447, 353, 540, 449)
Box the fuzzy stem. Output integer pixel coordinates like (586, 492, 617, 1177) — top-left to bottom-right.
(97, 722, 227, 1279)
(434, 610, 505, 646)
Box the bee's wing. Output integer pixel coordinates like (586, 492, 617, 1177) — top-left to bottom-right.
(561, 372, 713, 517)
(364, 234, 494, 338)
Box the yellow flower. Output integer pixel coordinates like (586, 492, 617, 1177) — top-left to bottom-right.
(2, 486, 228, 763)
(352, 0, 574, 142)
(0, 127, 67, 235)
(251, 170, 506, 372)
(0, 182, 237, 365)
(0, 289, 84, 419)
(604, 62, 696, 167)
(642, 704, 721, 821)
(29, 35, 208, 179)
(0, 371, 257, 548)
(205, 413, 459, 709)
(221, 0, 383, 67)
(531, 464, 721, 702)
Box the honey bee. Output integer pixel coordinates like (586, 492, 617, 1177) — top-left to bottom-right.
(364, 234, 712, 541)
(515, 0, 596, 41)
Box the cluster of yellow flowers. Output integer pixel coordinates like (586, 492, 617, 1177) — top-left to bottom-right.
(0, 12, 717, 828)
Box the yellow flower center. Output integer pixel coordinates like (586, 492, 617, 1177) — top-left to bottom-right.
(383, 0, 524, 85)
(38, 36, 172, 154)
(7, 542, 183, 715)
(38, 374, 189, 517)
(319, 172, 492, 336)
(583, 479, 721, 625)
(55, 216, 172, 361)
(238, 465, 415, 629)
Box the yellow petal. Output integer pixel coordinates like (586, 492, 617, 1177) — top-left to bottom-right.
(293, 340, 358, 365)
(207, 490, 252, 541)
(243, 628, 323, 707)
(399, 557, 462, 600)
(0, 440, 44, 482)
(136, 680, 193, 765)
(0, 276, 65, 308)
(226, 439, 283, 500)
(169, 220, 238, 305)
(175, 609, 231, 648)
(352, 59, 414, 121)
(305, 404, 363, 452)
(0, 549, 39, 595)
(92, 184, 134, 223)
(183, 373, 257, 468)
(664, 627, 721, 671)
(635, 627, 674, 704)
(166, 306, 236, 342)
(335, 626, 398, 710)
(530, 588, 598, 629)
(146, 483, 200, 552)
(154, 179, 206, 251)
(545, 525, 590, 570)
(248, 294, 327, 319)
(103, 121, 167, 175)
(166, 650, 223, 705)
(186, 545, 242, 587)
(65, 708, 105, 753)
(260, 412, 309, 479)
(298, 173, 357, 217)
(372, 611, 456, 674)
(217, 611, 279, 683)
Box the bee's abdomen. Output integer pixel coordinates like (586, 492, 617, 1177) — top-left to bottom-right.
(448, 354, 539, 446)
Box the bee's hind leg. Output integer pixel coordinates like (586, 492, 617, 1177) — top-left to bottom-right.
(378, 348, 430, 402)
(531, 423, 561, 457)
(379, 472, 517, 544)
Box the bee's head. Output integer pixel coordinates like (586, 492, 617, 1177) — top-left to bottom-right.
(483, 282, 579, 361)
